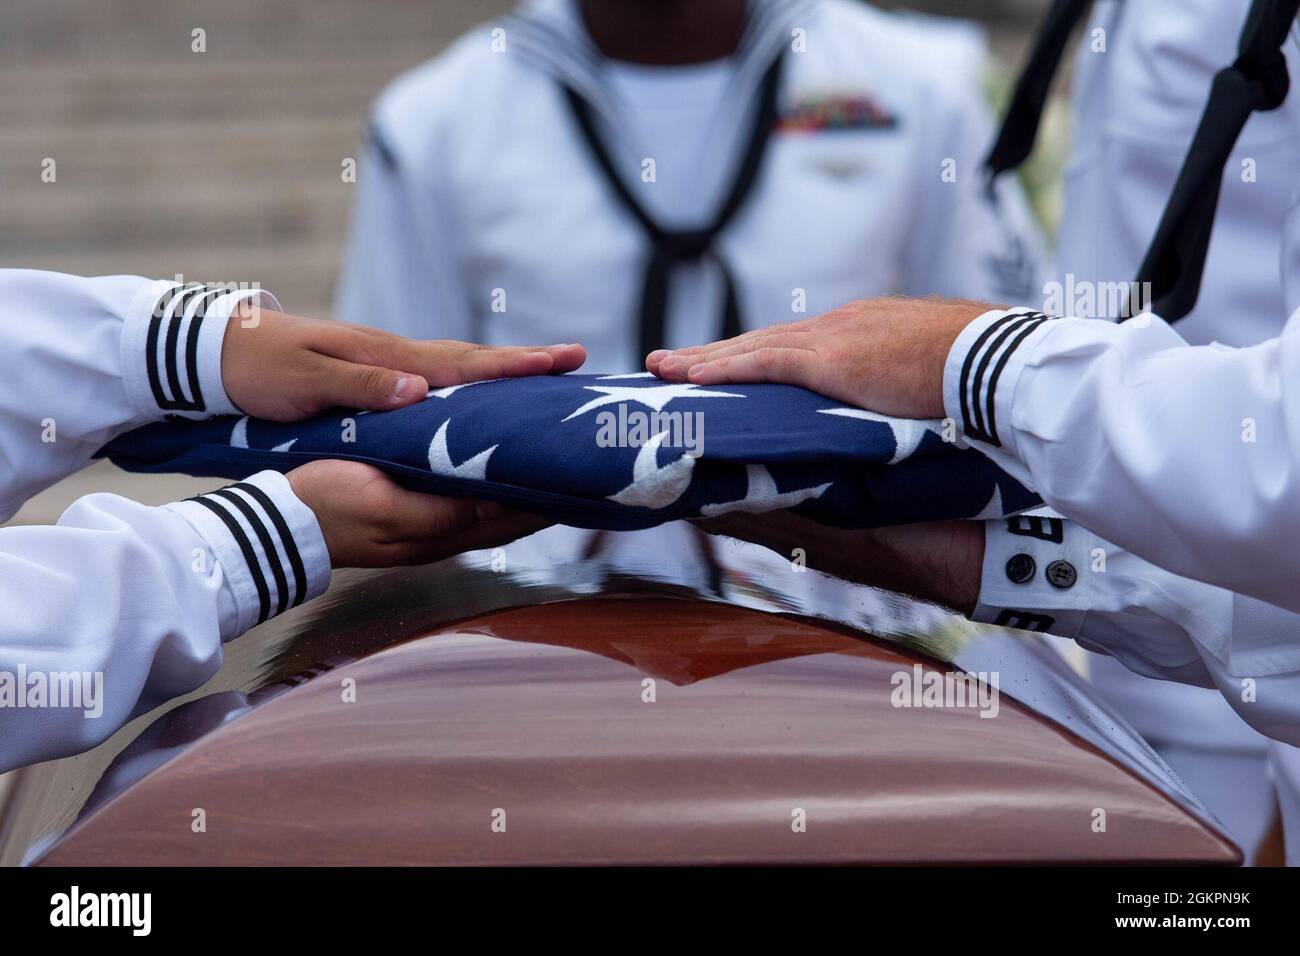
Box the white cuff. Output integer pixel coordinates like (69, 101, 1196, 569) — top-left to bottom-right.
(943, 307, 1065, 462)
(166, 470, 331, 639)
(121, 282, 282, 420)
(971, 511, 1094, 638)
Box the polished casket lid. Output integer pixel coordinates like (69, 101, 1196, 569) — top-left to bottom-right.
(31, 592, 1238, 865)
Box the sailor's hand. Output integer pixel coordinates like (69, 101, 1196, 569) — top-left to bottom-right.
(648, 296, 989, 419)
(287, 460, 549, 568)
(694, 510, 984, 616)
(223, 300, 586, 422)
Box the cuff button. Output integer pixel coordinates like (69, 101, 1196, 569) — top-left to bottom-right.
(1005, 553, 1036, 584)
(1046, 559, 1077, 589)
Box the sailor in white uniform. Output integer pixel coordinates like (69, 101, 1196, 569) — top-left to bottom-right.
(0, 269, 578, 774)
(334, 0, 1048, 585)
(982, 0, 1300, 864)
(938, 2, 1300, 866)
(650, 0, 1300, 860)
(335, 0, 1047, 371)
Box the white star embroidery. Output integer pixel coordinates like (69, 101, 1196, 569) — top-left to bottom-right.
(817, 408, 956, 464)
(699, 465, 831, 517)
(230, 416, 297, 452)
(563, 383, 745, 422)
(971, 485, 1004, 520)
(427, 419, 497, 480)
(607, 431, 696, 509)
(349, 378, 500, 418)
(428, 378, 504, 399)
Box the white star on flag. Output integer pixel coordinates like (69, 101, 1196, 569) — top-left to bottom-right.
(230, 416, 296, 452)
(428, 378, 504, 399)
(428, 419, 497, 480)
(700, 465, 830, 516)
(563, 383, 745, 422)
(606, 431, 696, 509)
(817, 408, 954, 464)
(972, 485, 1004, 520)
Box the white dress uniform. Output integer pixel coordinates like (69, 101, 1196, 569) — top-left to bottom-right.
(335, 0, 1049, 589)
(0, 270, 331, 774)
(335, 0, 1047, 371)
(969, 0, 1300, 863)
(953, 305, 1300, 858)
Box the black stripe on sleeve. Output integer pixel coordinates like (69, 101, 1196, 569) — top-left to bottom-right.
(958, 310, 1051, 446)
(1006, 515, 1065, 543)
(957, 313, 1020, 441)
(146, 283, 202, 410)
(180, 287, 224, 412)
(983, 317, 1050, 446)
(210, 487, 290, 617)
(166, 286, 221, 411)
(161, 290, 193, 408)
(992, 609, 1056, 633)
(968, 314, 1044, 444)
(182, 307, 208, 412)
(188, 495, 272, 624)
(148, 283, 220, 413)
(232, 481, 309, 608)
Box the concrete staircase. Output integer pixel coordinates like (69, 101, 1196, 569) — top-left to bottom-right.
(0, 1, 513, 320)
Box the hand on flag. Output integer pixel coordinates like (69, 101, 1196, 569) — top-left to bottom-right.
(222, 303, 576, 567)
(288, 459, 550, 568)
(222, 300, 586, 422)
(647, 295, 991, 420)
(656, 296, 1001, 610)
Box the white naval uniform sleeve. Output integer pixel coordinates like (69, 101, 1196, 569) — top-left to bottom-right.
(0, 471, 330, 773)
(943, 305, 1300, 616)
(0, 270, 330, 772)
(333, 115, 474, 339)
(970, 515, 1300, 746)
(0, 269, 279, 519)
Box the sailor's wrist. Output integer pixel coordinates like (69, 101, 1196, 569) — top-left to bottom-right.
(122, 281, 282, 421)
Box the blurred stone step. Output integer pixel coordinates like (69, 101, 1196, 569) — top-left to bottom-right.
(3, 239, 345, 319)
(0, 56, 416, 125)
(0, 119, 361, 179)
(0, 0, 506, 57)
(1, 179, 353, 248)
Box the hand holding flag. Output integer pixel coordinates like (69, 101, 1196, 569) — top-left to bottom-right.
(647, 295, 989, 420)
(222, 299, 586, 421)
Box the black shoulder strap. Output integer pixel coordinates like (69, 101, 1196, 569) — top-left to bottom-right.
(1130, 0, 1298, 322)
(983, 0, 1092, 182)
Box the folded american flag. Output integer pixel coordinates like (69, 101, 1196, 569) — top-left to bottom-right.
(102, 373, 1038, 531)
